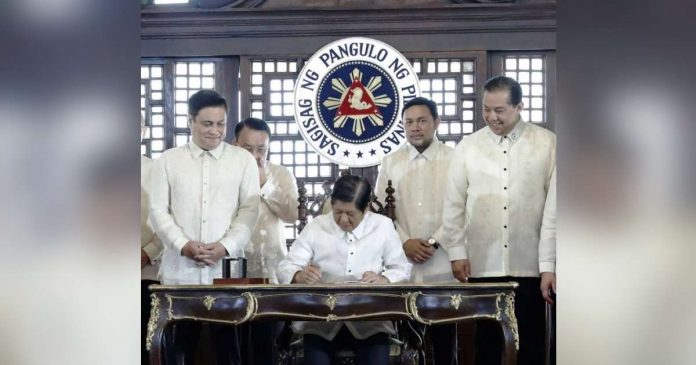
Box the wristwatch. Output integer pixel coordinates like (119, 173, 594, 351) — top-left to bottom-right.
(427, 237, 440, 249)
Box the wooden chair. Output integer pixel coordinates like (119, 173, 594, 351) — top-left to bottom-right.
(278, 173, 423, 365)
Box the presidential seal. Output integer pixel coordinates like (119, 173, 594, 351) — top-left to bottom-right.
(294, 37, 420, 167)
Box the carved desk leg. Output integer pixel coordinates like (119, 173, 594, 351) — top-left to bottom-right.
(499, 292, 520, 365)
(147, 293, 167, 365)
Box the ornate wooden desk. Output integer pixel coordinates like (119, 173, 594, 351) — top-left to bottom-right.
(147, 282, 519, 365)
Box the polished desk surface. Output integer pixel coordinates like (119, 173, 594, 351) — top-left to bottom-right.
(147, 282, 520, 365)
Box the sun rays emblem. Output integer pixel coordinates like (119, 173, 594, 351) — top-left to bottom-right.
(322, 68, 393, 137)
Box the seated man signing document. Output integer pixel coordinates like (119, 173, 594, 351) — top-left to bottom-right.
(277, 175, 411, 365)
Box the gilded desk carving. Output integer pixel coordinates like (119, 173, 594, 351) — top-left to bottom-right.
(146, 282, 519, 365)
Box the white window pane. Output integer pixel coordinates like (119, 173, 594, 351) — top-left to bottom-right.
(462, 110, 474, 121)
(189, 63, 201, 76)
(270, 154, 281, 165)
(413, 62, 421, 73)
(419, 80, 430, 91)
(531, 110, 543, 122)
(176, 63, 188, 75)
(252, 111, 263, 118)
(531, 72, 543, 83)
(531, 58, 543, 70)
(152, 140, 164, 150)
(202, 77, 214, 89)
(462, 62, 474, 72)
(444, 79, 456, 91)
(152, 114, 164, 126)
(532, 97, 543, 109)
(320, 165, 331, 176)
(437, 61, 448, 73)
(518, 58, 530, 70)
(176, 116, 188, 128)
(505, 72, 516, 80)
(252, 86, 263, 95)
(202, 63, 215, 75)
(151, 66, 162, 78)
(505, 58, 517, 70)
(277, 123, 288, 135)
(450, 61, 460, 73)
(289, 62, 297, 72)
(141, 67, 149, 79)
(521, 84, 530, 96)
(438, 124, 448, 134)
(308, 166, 318, 177)
(282, 153, 293, 165)
(427, 61, 436, 73)
(271, 105, 282, 116)
(189, 77, 201, 89)
(295, 166, 306, 178)
(252, 74, 263, 85)
(270, 92, 282, 103)
(295, 141, 306, 151)
(295, 154, 306, 164)
(252, 102, 263, 110)
(264, 62, 275, 72)
(450, 123, 461, 134)
(277, 62, 287, 73)
(308, 154, 318, 164)
(141, 144, 147, 155)
(531, 85, 544, 96)
(270, 79, 282, 91)
(288, 123, 298, 135)
(517, 72, 529, 83)
(283, 105, 294, 116)
(432, 79, 443, 91)
(283, 79, 294, 90)
(283, 92, 293, 101)
(521, 110, 530, 121)
(152, 127, 164, 138)
(432, 93, 443, 104)
(151, 92, 162, 100)
(462, 74, 474, 85)
(444, 105, 456, 115)
(462, 100, 474, 109)
(462, 123, 474, 134)
(270, 141, 282, 152)
(445, 93, 456, 103)
(462, 87, 474, 94)
(252, 62, 263, 73)
(176, 89, 188, 101)
(176, 103, 188, 115)
(176, 77, 187, 88)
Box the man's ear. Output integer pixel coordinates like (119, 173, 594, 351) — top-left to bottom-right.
(187, 114, 194, 128)
(515, 102, 524, 113)
(433, 117, 441, 131)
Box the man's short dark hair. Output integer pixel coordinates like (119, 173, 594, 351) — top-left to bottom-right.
(483, 76, 523, 106)
(331, 175, 372, 212)
(188, 89, 227, 118)
(402, 97, 438, 120)
(234, 117, 272, 140)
